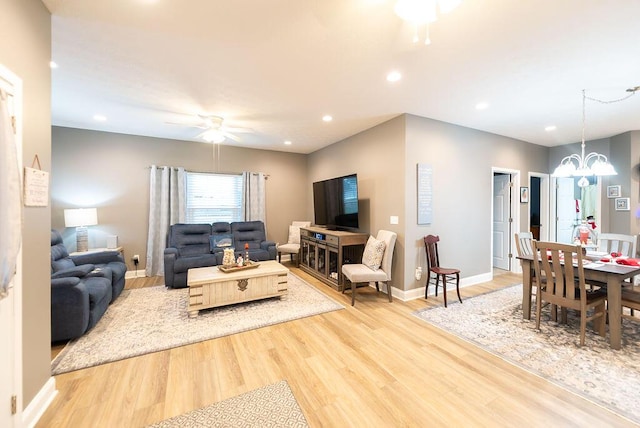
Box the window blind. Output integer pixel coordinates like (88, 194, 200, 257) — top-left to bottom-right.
(185, 172, 243, 223)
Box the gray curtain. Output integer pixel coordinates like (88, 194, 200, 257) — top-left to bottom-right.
(0, 89, 22, 298)
(145, 165, 185, 277)
(242, 171, 266, 223)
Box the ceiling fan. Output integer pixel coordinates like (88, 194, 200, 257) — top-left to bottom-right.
(167, 114, 252, 143)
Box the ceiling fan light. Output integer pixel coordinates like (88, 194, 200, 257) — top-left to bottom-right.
(201, 130, 225, 143)
(394, 0, 437, 23)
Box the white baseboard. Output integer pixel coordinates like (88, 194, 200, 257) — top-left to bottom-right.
(125, 269, 146, 279)
(23, 376, 57, 428)
(389, 271, 494, 302)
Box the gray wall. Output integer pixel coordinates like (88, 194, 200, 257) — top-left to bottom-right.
(308, 114, 550, 294)
(307, 116, 406, 289)
(51, 127, 309, 270)
(404, 114, 549, 291)
(1, 0, 52, 408)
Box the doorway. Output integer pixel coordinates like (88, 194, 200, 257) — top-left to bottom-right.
(492, 168, 520, 273)
(528, 173, 550, 242)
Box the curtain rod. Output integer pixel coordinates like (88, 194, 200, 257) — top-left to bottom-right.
(147, 166, 269, 178)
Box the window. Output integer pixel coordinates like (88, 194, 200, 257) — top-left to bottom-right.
(185, 172, 243, 223)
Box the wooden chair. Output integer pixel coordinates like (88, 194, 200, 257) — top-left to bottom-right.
(597, 233, 637, 258)
(515, 232, 538, 320)
(532, 241, 607, 346)
(597, 233, 638, 313)
(424, 235, 461, 307)
(621, 289, 640, 322)
(342, 230, 397, 306)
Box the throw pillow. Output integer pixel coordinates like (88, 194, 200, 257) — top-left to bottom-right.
(210, 233, 233, 251)
(288, 225, 301, 245)
(362, 236, 386, 271)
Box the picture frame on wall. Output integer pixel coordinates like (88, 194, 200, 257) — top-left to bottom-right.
(607, 185, 621, 198)
(520, 187, 529, 203)
(615, 197, 630, 211)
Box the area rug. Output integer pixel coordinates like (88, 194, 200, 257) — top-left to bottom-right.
(52, 272, 343, 375)
(147, 380, 308, 428)
(413, 285, 640, 424)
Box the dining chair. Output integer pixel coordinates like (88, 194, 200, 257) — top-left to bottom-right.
(276, 221, 311, 266)
(597, 233, 638, 258)
(596, 232, 639, 305)
(342, 230, 397, 306)
(532, 240, 607, 346)
(424, 235, 461, 307)
(515, 232, 539, 320)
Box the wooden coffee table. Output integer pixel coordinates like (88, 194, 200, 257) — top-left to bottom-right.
(186, 260, 289, 318)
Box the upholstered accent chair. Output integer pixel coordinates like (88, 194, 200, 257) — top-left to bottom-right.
(341, 230, 397, 306)
(277, 221, 311, 266)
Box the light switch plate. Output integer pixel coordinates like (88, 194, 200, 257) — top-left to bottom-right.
(390, 216, 399, 225)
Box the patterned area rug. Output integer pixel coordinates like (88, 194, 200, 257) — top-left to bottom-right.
(413, 285, 640, 424)
(148, 380, 308, 428)
(52, 272, 343, 375)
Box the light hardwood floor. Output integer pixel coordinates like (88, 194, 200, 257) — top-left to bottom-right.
(41, 265, 637, 427)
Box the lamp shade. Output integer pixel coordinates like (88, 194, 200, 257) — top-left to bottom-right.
(64, 208, 98, 228)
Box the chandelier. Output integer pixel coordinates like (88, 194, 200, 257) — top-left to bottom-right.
(394, 0, 462, 44)
(552, 89, 620, 188)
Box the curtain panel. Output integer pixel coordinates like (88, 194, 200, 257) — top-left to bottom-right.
(145, 165, 185, 277)
(242, 171, 266, 224)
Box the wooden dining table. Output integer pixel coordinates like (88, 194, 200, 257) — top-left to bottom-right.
(518, 253, 640, 350)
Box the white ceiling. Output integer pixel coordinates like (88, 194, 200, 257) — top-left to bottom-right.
(45, 0, 640, 154)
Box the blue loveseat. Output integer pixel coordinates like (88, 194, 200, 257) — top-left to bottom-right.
(163, 221, 276, 288)
(50, 229, 128, 342)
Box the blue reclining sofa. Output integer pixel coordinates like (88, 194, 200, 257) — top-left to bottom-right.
(163, 221, 276, 288)
(50, 229, 128, 342)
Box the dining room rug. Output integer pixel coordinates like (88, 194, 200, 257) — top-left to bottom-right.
(51, 272, 343, 375)
(147, 380, 308, 428)
(413, 284, 640, 424)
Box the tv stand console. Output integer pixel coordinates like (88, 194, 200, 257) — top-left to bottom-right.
(299, 226, 368, 291)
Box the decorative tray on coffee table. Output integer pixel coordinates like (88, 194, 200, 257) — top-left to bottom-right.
(218, 262, 260, 273)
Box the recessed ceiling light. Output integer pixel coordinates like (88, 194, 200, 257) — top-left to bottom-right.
(93, 114, 107, 121)
(475, 102, 489, 110)
(49, 61, 58, 69)
(386, 71, 402, 82)
(545, 125, 557, 132)
(322, 115, 333, 122)
(284, 140, 292, 145)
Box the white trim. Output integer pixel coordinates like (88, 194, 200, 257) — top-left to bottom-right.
(389, 271, 493, 301)
(0, 62, 25, 428)
(125, 269, 147, 279)
(22, 377, 57, 428)
(491, 167, 521, 274)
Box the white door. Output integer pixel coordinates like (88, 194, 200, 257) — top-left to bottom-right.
(556, 177, 577, 243)
(493, 173, 511, 270)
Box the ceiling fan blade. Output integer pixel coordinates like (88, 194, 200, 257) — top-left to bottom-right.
(223, 132, 242, 143)
(222, 126, 253, 133)
(165, 120, 209, 129)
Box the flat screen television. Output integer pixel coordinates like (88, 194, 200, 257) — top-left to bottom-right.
(313, 173, 359, 230)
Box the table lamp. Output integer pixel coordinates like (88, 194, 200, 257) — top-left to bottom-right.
(64, 208, 98, 252)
